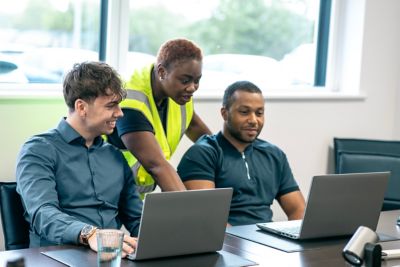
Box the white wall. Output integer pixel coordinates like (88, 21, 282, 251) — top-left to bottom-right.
(1, 0, 400, 251)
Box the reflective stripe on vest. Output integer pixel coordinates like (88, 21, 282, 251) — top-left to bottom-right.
(122, 89, 189, 157)
(131, 161, 156, 194)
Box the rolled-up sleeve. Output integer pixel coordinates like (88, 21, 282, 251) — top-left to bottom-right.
(16, 137, 85, 245)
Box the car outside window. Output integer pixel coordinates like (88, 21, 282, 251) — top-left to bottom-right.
(0, 0, 100, 84)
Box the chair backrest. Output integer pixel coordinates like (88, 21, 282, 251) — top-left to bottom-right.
(0, 182, 30, 250)
(334, 138, 400, 211)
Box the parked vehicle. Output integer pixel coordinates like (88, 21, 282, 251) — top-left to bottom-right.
(201, 54, 289, 93)
(0, 46, 97, 84)
(21, 47, 98, 83)
(0, 60, 28, 83)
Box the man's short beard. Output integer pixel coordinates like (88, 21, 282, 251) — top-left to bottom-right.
(227, 124, 258, 144)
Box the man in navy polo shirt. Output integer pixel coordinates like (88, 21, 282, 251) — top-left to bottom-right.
(177, 80, 305, 226)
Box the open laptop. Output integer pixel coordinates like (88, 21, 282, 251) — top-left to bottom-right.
(127, 188, 233, 260)
(256, 172, 390, 240)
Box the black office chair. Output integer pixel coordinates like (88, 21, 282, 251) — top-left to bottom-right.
(0, 182, 30, 250)
(334, 138, 400, 211)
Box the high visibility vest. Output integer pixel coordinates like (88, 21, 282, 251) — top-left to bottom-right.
(121, 64, 194, 195)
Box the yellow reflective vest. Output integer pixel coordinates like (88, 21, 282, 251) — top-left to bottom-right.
(120, 64, 194, 194)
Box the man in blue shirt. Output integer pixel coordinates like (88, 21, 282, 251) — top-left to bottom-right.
(16, 62, 142, 257)
(177, 81, 305, 226)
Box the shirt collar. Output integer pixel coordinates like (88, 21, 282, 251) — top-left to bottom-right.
(216, 131, 254, 154)
(56, 118, 104, 147)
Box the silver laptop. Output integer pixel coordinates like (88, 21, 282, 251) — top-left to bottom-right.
(127, 188, 233, 260)
(256, 172, 390, 240)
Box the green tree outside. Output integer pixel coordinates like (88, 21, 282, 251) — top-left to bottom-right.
(129, 0, 314, 60)
(2, 0, 314, 59)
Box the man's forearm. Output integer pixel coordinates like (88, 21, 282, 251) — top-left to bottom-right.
(287, 208, 305, 220)
(31, 204, 86, 244)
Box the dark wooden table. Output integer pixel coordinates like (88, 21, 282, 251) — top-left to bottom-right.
(1, 210, 400, 267)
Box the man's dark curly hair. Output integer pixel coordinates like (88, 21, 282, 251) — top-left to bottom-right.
(63, 61, 126, 110)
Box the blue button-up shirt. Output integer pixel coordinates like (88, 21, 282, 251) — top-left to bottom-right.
(16, 119, 142, 247)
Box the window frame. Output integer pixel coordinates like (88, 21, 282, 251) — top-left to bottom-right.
(0, 0, 366, 101)
(315, 0, 331, 86)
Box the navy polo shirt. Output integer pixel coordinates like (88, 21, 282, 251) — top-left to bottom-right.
(177, 132, 299, 226)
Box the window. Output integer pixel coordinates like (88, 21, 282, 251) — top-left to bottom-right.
(125, 0, 329, 95)
(0, 0, 332, 97)
(0, 0, 99, 85)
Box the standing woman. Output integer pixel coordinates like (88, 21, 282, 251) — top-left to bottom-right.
(108, 38, 211, 195)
